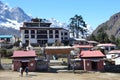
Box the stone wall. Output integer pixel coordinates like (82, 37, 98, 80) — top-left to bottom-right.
(1, 63, 12, 70)
(104, 65, 120, 73)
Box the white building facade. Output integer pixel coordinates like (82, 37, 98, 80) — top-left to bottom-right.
(20, 18, 69, 46)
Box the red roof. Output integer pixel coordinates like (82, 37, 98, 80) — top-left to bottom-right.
(12, 50, 36, 58)
(73, 45, 93, 48)
(80, 50, 105, 58)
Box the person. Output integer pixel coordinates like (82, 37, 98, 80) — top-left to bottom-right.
(20, 67, 23, 77)
(25, 66, 29, 76)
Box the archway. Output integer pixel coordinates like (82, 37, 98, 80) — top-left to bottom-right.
(45, 46, 73, 72)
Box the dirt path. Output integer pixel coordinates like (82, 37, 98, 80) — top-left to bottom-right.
(0, 70, 120, 80)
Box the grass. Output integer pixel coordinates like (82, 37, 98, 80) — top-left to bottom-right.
(1, 58, 12, 64)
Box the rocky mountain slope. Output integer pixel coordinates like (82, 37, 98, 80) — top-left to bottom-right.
(0, 1, 31, 36)
(92, 12, 120, 38)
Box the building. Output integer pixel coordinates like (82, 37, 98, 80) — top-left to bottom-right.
(20, 18, 69, 46)
(87, 40, 99, 46)
(73, 45, 93, 51)
(0, 40, 4, 48)
(69, 38, 88, 45)
(11, 50, 36, 71)
(107, 50, 120, 65)
(0, 35, 15, 43)
(80, 50, 105, 71)
(96, 43, 116, 51)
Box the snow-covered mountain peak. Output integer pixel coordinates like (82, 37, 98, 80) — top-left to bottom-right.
(49, 18, 68, 29)
(0, 1, 31, 36)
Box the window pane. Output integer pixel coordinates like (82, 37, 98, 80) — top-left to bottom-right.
(31, 35, 35, 38)
(31, 30, 35, 34)
(49, 35, 53, 38)
(25, 35, 29, 38)
(25, 30, 29, 34)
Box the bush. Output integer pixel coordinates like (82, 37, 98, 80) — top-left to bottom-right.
(0, 48, 7, 57)
(0, 48, 14, 58)
(6, 49, 13, 57)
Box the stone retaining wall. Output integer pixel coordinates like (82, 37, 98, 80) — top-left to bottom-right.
(104, 65, 120, 73)
(1, 63, 12, 70)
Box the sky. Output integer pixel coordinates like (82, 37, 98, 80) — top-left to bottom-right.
(1, 0, 120, 30)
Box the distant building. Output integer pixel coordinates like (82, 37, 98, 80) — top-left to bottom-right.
(69, 38, 88, 45)
(0, 35, 15, 43)
(96, 43, 116, 51)
(20, 18, 69, 46)
(107, 50, 120, 65)
(87, 40, 99, 46)
(73, 45, 93, 51)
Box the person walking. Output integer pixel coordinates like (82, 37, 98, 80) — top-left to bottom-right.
(25, 66, 29, 76)
(20, 67, 23, 77)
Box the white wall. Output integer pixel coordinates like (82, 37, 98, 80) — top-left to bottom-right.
(30, 39, 37, 43)
(115, 57, 120, 65)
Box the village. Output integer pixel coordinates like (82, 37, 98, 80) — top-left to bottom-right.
(0, 18, 120, 80)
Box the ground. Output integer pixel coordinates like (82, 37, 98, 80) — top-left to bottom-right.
(0, 70, 120, 80)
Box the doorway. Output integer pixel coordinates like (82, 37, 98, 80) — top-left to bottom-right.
(91, 61, 98, 70)
(21, 62, 28, 70)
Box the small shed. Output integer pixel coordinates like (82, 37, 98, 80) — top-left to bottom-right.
(80, 50, 105, 71)
(11, 50, 36, 71)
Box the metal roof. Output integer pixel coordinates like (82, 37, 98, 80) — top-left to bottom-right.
(12, 50, 36, 58)
(0, 35, 13, 38)
(80, 50, 105, 58)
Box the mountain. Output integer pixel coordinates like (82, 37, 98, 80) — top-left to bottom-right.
(92, 12, 120, 38)
(0, 1, 93, 37)
(49, 18, 68, 29)
(0, 1, 31, 36)
(49, 18, 93, 36)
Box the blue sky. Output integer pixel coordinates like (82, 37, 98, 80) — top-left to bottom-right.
(1, 0, 120, 29)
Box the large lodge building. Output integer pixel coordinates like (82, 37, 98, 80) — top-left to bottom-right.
(20, 18, 69, 46)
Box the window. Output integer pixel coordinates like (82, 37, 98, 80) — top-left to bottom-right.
(37, 35, 47, 38)
(31, 30, 35, 34)
(65, 37, 68, 40)
(1, 38, 4, 40)
(6, 38, 10, 42)
(61, 37, 63, 40)
(64, 32, 68, 35)
(31, 35, 35, 38)
(49, 30, 53, 34)
(49, 35, 53, 38)
(37, 40, 48, 46)
(25, 35, 29, 38)
(25, 30, 29, 34)
(37, 30, 47, 34)
(55, 35, 59, 38)
(111, 47, 115, 50)
(61, 32, 63, 35)
(25, 40, 29, 45)
(55, 30, 59, 34)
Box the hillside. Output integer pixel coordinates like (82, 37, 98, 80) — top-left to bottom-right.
(0, 1, 31, 36)
(92, 12, 120, 38)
